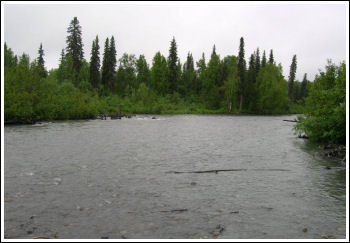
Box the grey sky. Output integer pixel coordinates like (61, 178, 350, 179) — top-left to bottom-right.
(3, 2, 348, 81)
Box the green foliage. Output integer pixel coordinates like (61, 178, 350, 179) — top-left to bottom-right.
(7, 29, 339, 125)
(200, 46, 222, 109)
(150, 52, 169, 96)
(115, 53, 137, 96)
(295, 61, 346, 144)
(222, 56, 239, 113)
(136, 55, 151, 87)
(255, 64, 289, 114)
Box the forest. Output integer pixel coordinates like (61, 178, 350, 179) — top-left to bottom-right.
(4, 17, 346, 145)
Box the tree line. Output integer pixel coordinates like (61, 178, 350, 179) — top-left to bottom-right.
(5, 17, 337, 124)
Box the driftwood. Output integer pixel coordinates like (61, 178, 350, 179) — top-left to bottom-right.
(158, 209, 188, 213)
(283, 119, 297, 122)
(167, 168, 290, 174)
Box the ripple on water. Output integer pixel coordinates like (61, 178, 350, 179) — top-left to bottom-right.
(4, 115, 346, 239)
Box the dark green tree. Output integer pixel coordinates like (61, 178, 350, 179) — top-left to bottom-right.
(268, 49, 274, 64)
(246, 53, 256, 110)
(238, 37, 246, 111)
(167, 37, 178, 93)
(89, 35, 100, 89)
(4, 43, 18, 68)
(196, 53, 206, 94)
(36, 43, 47, 78)
(261, 50, 267, 68)
(101, 36, 117, 94)
(300, 73, 308, 100)
(255, 48, 261, 75)
(201, 45, 221, 109)
(101, 37, 110, 92)
(66, 17, 84, 80)
(108, 36, 117, 92)
(181, 52, 197, 97)
(288, 55, 297, 100)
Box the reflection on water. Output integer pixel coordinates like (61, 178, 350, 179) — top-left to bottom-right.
(4, 115, 346, 239)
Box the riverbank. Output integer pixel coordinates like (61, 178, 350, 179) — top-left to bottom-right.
(321, 144, 346, 163)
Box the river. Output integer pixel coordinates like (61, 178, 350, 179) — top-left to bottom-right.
(3, 115, 346, 239)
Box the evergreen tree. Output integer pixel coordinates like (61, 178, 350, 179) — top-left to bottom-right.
(288, 55, 297, 100)
(182, 52, 196, 97)
(167, 37, 178, 93)
(4, 43, 18, 68)
(201, 45, 221, 109)
(101, 37, 117, 94)
(246, 53, 256, 110)
(108, 36, 117, 92)
(300, 73, 308, 101)
(66, 17, 84, 79)
(37, 43, 45, 68)
(238, 37, 246, 111)
(37, 43, 47, 78)
(101, 37, 110, 91)
(268, 49, 274, 64)
(261, 50, 267, 68)
(57, 49, 74, 83)
(255, 48, 261, 76)
(196, 53, 206, 95)
(89, 35, 100, 89)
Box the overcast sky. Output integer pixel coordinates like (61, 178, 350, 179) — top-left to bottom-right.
(3, 2, 348, 81)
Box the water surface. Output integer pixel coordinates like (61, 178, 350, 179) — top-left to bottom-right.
(4, 115, 346, 239)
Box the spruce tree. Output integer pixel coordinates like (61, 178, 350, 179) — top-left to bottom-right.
(261, 50, 267, 68)
(255, 48, 261, 77)
(101, 37, 110, 91)
(196, 53, 206, 95)
(37, 43, 45, 68)
(37, 43, 47, 78)
(167, 37, 178, 93)
(66, 17, 84, 77)
(268, 49, 274, 64)
(89, 35, 100, 89)
(300, 73, 308, 100)
(238, 37, 246, 111)
(288, 55, 297, 100)
(108, 36, 117, 92)
(182, 52, 196, 96)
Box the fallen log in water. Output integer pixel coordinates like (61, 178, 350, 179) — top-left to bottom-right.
(283, 119, 297, 122)
(166, 168, 290, 174)
(158, 209, 188, 213)
(167, 169, 248, 174)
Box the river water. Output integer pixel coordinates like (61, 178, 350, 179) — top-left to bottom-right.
(4, 115, 346, 239)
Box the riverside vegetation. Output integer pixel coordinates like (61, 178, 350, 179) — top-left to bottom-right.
(4, 17, 346, 147)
